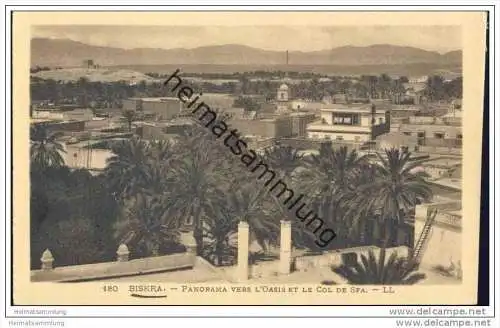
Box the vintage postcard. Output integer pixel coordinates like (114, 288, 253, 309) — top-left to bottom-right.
(12, 11, 486, 305)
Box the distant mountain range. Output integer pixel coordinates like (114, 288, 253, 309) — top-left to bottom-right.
(31, 38, 462, 68)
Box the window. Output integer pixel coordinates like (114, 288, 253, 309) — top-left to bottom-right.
(333, 114, 357, 125)
(336, 136, 344, 141)
(434, 132, 445, 139)
(324, 135, 331, 140)
(417, 132, 426, 146)
(403, 132, 412, 136)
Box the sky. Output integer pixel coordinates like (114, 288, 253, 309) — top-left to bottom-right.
(32, 26, 462, 53)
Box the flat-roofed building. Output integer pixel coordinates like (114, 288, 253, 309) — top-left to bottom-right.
(289, 112, 317, 137)
(201, 93, 238, 109)
(420, 157, 462, 180)
(122, 97, 183, 120)
(136, 119, 194, 141)
(32, 108, 94, 122)
(61, 140, 115, 175)
(376, 131, 418, 151)
(31, 117, 86, 133)
(390, 105, 421, 118)
(230, 116, 293, 139)
(123, 93, 238, 120)
(395, 114, 462, 150)
(306, 104, 390, 142)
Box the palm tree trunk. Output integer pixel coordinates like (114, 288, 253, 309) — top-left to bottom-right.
(395, 210, 407, 245)
(215, 241, 224, 266)
(193, 207, 203, 256)
(152, 244, 160, 257)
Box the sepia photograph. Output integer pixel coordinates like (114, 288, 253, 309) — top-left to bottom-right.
(8, 10, 488, 308)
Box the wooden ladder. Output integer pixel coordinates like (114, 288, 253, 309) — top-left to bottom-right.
(412, 208, 438, 264)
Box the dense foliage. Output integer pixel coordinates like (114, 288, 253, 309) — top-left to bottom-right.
(332, 248, 426, 285)
(30, 73, 462, 112)
(30, 120, 433, 268)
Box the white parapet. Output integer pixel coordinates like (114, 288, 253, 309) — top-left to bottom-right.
(236, 221, 250, 281)
(279, 220, 292, 275)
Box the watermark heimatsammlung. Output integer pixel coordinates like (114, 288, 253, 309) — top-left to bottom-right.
(164, 69, 337, 248)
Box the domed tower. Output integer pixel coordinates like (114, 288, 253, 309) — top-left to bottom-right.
(277, 83, 289, 102)
(276, 83, 290, 113)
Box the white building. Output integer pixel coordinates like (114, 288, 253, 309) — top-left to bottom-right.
(306, 104, 390, 142)
(276, 83, 290, 113)
(409, 75, 429, 84)
(62, 140, 114, 175)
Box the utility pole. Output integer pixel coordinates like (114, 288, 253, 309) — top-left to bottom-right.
(371, 103, 376, 141)
(87, 138, 91, 169)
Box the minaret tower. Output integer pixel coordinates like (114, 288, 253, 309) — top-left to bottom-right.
(276, 50, 291, 113)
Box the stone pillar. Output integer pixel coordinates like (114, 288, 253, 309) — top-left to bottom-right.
(180, 231, 197, 258)
(116, 244, 130, 262)
(236, 221, 250, 281)
(41, 249, 54, 270)
(279, 220, 292, 275)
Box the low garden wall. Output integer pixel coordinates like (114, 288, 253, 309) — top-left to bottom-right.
(31, 250, 195, 282)
(294, 246, 410, 272)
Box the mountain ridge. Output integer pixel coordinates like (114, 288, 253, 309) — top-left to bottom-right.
(31, 38, 462, 67)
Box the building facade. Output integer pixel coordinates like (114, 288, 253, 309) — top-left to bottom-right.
(230, 116, 293, 139)
(414, 202, 462, 278)
(290, 112, 317, 137)
(396, 116, 462, 148)
(306, 104, 390, 142)
(122, 97, 183, 120)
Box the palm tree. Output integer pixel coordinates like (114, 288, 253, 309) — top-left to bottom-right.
(148, 139, 175, 162)
(347, 162, 379, 244)
(263, 144, 303, 178)
(332, 248, 426, 285)
(301, 145, 366, 202)
(226, 181, 281, 252)
(298, 145, 366, 248)
(30, 125, 66, 169)
(105, 136, 151, 201)
(202, 203, 239, 266)
(356, 148, 433, 246)
(122, 109, 136, 132)
(165, 120, 246, 256)
(425, 75, 445, 101)
(262, 144, 316, 247)
(166, 149, 226, 256)
(114, 193, 180, 257)
(140, 139, 176, 196)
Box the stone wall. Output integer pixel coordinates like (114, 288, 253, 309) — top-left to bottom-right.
(414, 202, 462, 272)
(294, 246, 410, 272)
(418, 146, 462, 156)
(31, 247, 195, 282)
